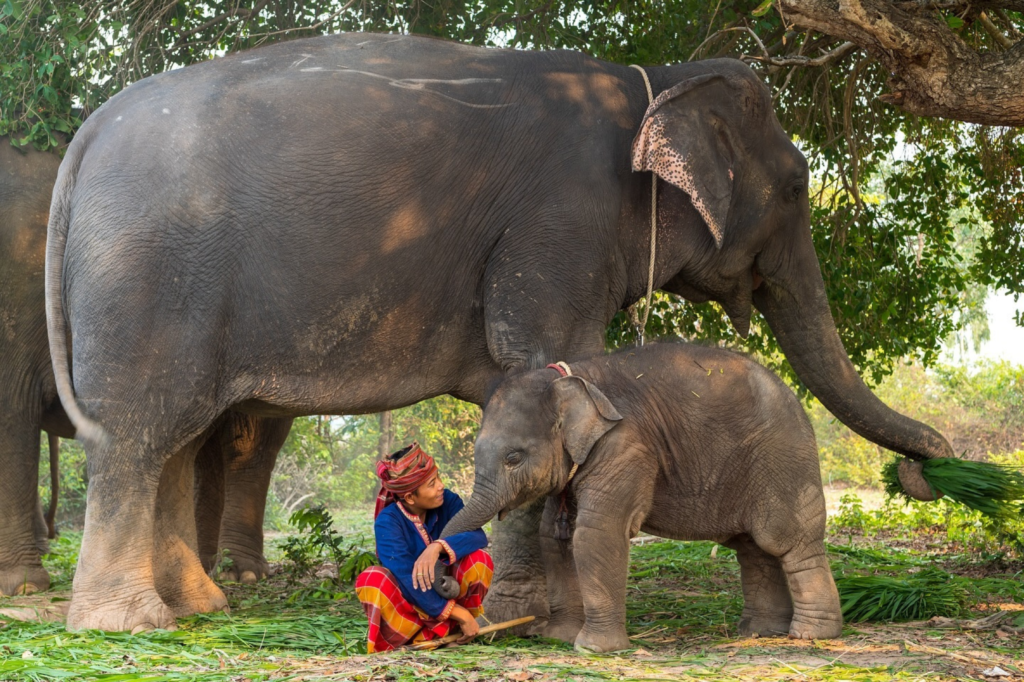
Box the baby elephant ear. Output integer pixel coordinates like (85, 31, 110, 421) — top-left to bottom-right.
(631, 73, 732, 248)
(551, 376, 623, 466)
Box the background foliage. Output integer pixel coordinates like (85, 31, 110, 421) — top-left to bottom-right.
(11, 2, 1023, 527)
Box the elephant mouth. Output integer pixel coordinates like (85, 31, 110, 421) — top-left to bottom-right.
(497, 508, 509, 521)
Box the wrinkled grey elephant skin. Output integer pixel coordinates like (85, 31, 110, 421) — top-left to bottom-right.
(0, 139, 71, 597)
(46, 33, 951, 632)
(0, 137, 285, 596)
(445, 343, 843, 652)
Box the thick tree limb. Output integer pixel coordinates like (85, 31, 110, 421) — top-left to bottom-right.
(779, 0, 1024, 125)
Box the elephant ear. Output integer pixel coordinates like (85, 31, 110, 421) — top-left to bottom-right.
(631, 73, 733, 248)
(551, 376, 623, 466)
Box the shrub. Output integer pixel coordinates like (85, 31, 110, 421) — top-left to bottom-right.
(281, 504, 376, 587)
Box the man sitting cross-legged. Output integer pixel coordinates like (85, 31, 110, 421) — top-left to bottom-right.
(355, 442, 493, 653)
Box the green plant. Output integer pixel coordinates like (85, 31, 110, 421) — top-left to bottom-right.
(829, 493, 871, 533)
(40, 530, 80, 587)
(882, 456, 1024, 522)
(282, 504, 376, 586)
(836, 568, 970, 622)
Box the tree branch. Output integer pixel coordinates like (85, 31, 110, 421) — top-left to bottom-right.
(978, 10, 1015, 49)
(779, 0, 1024, 125)
(743, 40, 860, 66)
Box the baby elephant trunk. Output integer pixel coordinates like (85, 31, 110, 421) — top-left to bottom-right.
(442, 494, 499, 539)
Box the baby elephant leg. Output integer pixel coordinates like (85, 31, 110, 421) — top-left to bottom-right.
(778, 539, 842, 639)
(724, 535, 792, 637)
(539, 496, 585, 644)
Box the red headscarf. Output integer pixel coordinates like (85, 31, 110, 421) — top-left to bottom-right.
(374, 442, 438, 518)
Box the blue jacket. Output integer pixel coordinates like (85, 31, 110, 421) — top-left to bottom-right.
(374, 489, 488, 618)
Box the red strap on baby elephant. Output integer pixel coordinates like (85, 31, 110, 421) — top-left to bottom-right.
(546, 362, 572, 377)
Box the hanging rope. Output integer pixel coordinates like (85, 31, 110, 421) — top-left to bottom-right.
(628, 64, 657, 346)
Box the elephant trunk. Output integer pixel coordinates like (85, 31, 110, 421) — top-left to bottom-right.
(442, 486, 505, 539)
(753, 247, 953, 501)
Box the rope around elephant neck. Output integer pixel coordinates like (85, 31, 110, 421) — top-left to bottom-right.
(628, 64, 657, 346)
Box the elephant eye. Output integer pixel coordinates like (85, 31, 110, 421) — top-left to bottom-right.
(788, 182, 805, 202)
(505, 450, 524, 466)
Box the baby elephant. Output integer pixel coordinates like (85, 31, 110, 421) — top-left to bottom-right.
(443, 342, 842, 652)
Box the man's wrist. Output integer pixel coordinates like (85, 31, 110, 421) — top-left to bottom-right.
(433, 539, 457, 564)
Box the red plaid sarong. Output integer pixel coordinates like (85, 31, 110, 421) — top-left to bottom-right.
(355, 549, 493, 653)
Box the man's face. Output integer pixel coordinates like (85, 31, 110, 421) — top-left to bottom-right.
(404, 472, 445, 510)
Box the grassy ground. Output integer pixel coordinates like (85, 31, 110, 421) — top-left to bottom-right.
(1, 494, 1022, 681)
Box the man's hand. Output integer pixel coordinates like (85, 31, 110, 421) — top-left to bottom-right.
(412, 541, 444, 591)
(450, 604, 479, 643)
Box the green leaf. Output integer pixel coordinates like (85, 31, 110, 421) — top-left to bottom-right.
(752, 0, 774, 17)
(945, 15, 964, 29)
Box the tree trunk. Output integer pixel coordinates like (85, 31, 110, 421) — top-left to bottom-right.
(377, 411, 393, 459)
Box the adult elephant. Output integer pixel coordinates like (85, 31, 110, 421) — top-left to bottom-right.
(46, 33, 952, 633)
(0, 137, 286, 594)
(0, 138, 73, 596)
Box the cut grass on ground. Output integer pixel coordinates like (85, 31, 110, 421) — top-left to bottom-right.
(1, 497, 1022, 681)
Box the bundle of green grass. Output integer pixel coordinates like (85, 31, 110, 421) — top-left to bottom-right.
(836, 568, 968, 622)
(882, 456, 1024, 522)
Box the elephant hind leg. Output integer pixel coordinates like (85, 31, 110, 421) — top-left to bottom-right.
(66, 439, 175, 632)
(153, 437, 228, 618)
(0, 421, 51, 596)
(777, 539, 842, 639)
(724, 534, 792, 637)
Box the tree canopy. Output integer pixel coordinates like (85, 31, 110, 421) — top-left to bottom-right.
(2, 0, 1021, 387)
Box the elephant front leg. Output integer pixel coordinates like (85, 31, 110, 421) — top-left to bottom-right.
(539, 496, 585, 643)
(0, 421, 50, 596)
(483, 498, 550, 635)
(194, 436, 226, 574)
(724, 535, 793, 637)
(572, 514, 632, 653)
(779, 539, 842, 639)
(215, 415, 290, 584)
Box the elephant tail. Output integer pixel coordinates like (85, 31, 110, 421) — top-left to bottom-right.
(45, 433, 59, 539)
(45, 145, 111, 450)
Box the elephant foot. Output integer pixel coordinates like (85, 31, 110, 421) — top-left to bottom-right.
(738, 614, 791, 638)
(67, 587, 176, 633)
(216, 555, 270, 584)
(543, 618, 584, 643)
(155, 539, 230, 618)
(218, 569, 260, 584)
(574, 625, 630, 653)
(482, 587, 549, 636)
(158, 567, 229, 618)
(0, 565, 50, 596)
(161, 578, 229, 618)
(788, 614, 843, 640)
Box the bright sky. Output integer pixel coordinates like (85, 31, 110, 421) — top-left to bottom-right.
(977, 289, 1024, 365)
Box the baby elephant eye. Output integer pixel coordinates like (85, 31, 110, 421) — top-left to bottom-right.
(505, 450, 524, 466)
(789, 183, 805, 201)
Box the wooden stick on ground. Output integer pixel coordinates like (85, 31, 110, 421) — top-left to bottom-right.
(405, 616, 536, 651)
